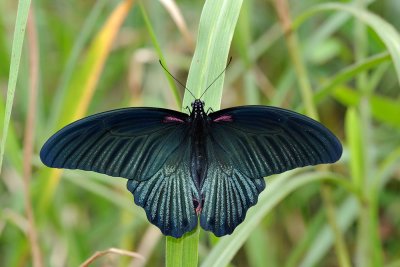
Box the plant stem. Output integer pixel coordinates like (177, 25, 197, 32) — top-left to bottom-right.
(354, 0, 382, 266)
(24, 8, 43, 267)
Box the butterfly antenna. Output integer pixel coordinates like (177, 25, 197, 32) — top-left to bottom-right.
(159, 60, 196, 99)
(199, 56, 232, 100)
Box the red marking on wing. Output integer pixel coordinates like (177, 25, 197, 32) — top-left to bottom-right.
(163, 116, 185, 123)
(194, 199, 203, 216)
(213, 114, 233, 122)
(195, 205, 202, 216)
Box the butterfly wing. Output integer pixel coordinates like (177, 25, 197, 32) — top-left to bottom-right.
(127, 138, 198, 238)
(200, 141, 265, 236)
(40, 108, 189, 181)
(207, 106, 342, 178)
(200, 106, 342, 236)
(41, 108, 199, 237)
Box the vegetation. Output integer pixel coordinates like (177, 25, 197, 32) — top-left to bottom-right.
(1, 0, 400, 266)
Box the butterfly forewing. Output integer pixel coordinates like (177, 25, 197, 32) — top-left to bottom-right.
(208, 106, 342, 179)
(40, 108, 189, 181)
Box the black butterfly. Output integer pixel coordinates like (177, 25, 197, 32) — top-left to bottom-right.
(40, 99, 342, 238)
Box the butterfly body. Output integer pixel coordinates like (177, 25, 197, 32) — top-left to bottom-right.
(189, 100, 208, 191)
(41, 99, 342, 238)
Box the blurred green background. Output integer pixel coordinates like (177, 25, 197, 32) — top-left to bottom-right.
(1, 0, 400, 266)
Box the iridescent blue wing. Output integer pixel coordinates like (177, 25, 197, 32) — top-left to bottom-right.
(200, 106, 342, 236)
(40, 108, 189, 181)
(40, 108, 198, 237)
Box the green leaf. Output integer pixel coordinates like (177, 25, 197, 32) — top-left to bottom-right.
(0, 0, 31, 173)
(166, 227, 200, 267)
(335, 86, 400, 129)
(0, 94, 22, 171)
(313, 52, 390, 103)
(182, 0, 243, 111)
(345, 108, 364, 189)
(0, 13, 10, 77)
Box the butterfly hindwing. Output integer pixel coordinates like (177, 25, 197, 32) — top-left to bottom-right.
(40, 108, 189, 181)
(200, 140, 265, 236)
(127, 137, 199, 238)
(208, 106, 342, 178)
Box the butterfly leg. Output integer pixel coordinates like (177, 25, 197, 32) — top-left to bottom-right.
(206, 107, 214, 114)
(185, 106, 192, 113)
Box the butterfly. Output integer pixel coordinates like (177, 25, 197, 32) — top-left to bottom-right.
(40, 98, 342, 238)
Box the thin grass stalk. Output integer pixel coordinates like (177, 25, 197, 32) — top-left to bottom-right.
(159, 0, 194, 50)
(129, 227, 161, 267)
(273, 1, 351, 266)
(23, 8, 43, 267)
(354, 1, 382, 266)
(0, 0, 31, 173)
(80, 248, 144, 267)
(138, 1, 181, 107)
(313, 52, 390, 103)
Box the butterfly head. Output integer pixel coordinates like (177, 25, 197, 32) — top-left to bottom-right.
(191, 99, 206, 118)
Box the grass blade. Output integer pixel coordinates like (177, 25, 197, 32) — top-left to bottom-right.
(183, 0, 243, 110)
(139, 2, 181, 107)
(334, 86, 400, 129)
(313, 52, 390, 103)
(0, 0, 31, 173)
(0, 94, 22, 171)
(345, 108, 364, 190)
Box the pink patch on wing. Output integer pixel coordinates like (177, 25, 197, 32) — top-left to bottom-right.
(213, 115, 233, 122)
(195, 205, 202, 216)
(163, 116, 185, 123)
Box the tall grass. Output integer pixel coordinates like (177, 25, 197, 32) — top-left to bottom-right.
(1, 0, 400, 266)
